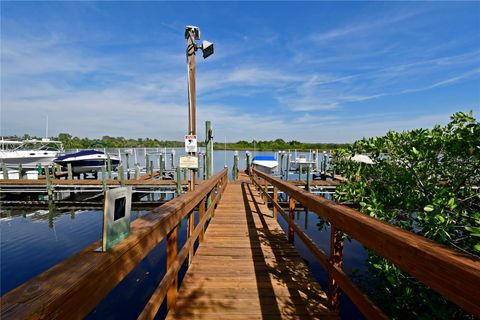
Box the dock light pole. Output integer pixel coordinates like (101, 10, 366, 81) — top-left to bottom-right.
(185, 25, 214, 191)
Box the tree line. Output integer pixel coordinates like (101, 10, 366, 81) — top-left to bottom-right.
(9, 134, 347, 150)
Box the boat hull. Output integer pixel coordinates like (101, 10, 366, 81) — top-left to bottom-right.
(54, 150, 121, 174)
(290, 161, 315, 171)
(57, 159, 121, 173)
(0, 151, 58, 169)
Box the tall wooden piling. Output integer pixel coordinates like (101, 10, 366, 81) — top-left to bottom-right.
(2, 163, 8, 179)
(145, 154, 150, 175)
(279, 152, 284, 178)
(176, 167, 182, 195)
(306, 166, 311, 192)
(322, 153, 327, 174)
(102, 165, 107, 192)
(125, 153, 130, 180)
(107, 154, 112, 179)
(118, 165, 125, 187)
(135, 164, 140, 180)
(286, 151, 290, 181)
(159, 154, 164, 179)
(202, 154, 206, 180)
(46, 166, 52, 199)
(67, 163, 73, 180)
(233, 154, 238, 180)
(205, 121, 213, 179)
(298, 164, 303, 181)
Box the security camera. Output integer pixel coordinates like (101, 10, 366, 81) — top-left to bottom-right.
(185, 25, 200, 40)
(201, 40, 214, 59)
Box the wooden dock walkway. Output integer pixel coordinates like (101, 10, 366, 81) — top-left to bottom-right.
(167, 176, 337, 320)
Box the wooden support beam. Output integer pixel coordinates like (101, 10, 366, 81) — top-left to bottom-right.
(273, 186, 278, 219)
(288, 197, 295, 244)
(166, 226, 178, 309)
(328, 226, 344, 311)
(253, 168, 480, 317)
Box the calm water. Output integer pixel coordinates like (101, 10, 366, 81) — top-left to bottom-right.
(1, 149, 368, 319)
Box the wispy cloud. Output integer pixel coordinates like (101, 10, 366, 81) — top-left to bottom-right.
(1, 2, 478, 143)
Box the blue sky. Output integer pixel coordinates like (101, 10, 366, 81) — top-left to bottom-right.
(1, 1, 479, 143)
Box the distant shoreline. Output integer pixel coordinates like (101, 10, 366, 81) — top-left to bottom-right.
(5, 134, 349, 151)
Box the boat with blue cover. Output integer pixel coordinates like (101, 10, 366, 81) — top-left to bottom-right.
(252, 156, 278, 174)
(54, 150, 120, 174)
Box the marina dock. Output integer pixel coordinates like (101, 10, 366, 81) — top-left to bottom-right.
(166, 175, 336, 319)
(1, 169, 479, 319)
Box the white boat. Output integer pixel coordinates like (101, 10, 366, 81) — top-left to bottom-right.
(289, 154, 315, 171)
(0, 139, 64, 169)
(54, 150, 120, 174)
(252, 156, 278, 174)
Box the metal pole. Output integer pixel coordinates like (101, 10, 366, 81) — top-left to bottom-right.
(186, 29, 197, 191)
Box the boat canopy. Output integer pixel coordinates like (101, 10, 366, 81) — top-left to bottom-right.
(252, 156, 276, 161)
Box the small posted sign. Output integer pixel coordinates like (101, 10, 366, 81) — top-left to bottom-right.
(101, 187, 132, 252)
(179, 156, 199, 169)
(184, 134, 197, 153)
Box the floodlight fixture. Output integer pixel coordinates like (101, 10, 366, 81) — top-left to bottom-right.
(200, 40, 214, 59)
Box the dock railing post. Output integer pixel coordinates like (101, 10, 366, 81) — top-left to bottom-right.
(288, 197, 295, 244)
(299, 164, 303, 182)
(166, 225, 178, 309)
(18, 164, 23, 178)
(329, 226, 344, 311)
(150, 160, 154, 177)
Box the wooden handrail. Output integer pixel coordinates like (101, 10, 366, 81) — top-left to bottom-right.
(252, 168, 480, 318)
(1, 168, 228, 320)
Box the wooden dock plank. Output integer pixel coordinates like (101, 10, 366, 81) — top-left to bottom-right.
(166, 178, 337, 319)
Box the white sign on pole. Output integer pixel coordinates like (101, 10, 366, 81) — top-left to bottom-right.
(184, 135, 197, 153)
(179, 156, 199, 169)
